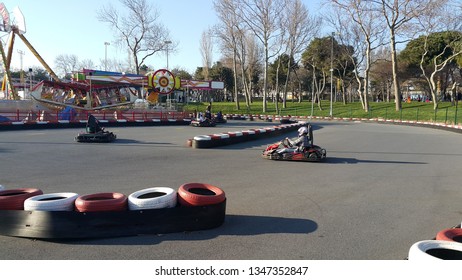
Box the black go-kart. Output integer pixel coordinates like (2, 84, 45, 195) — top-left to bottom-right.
(190, 118, 216, 127)
(75, 114, 116, 143)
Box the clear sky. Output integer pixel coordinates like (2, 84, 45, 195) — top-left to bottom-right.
(1, 0, 324, 75)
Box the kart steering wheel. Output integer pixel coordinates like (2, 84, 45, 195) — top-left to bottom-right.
(282, 138, 292, 147)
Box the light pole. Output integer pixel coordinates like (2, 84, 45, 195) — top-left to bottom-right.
(104, 42, 110, 71)
(164, 40, 172, 69)
(28, 68, 33, 94)
(17, 50, 25, 96)
(329, 32, 334, 118)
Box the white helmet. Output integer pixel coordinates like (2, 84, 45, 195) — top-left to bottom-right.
(298, 126, 308, 136)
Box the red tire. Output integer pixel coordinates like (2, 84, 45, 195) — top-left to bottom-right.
(436, 228, 462, 243)
(0, 188, 43, 210)
(178, 183, 225, 206)
(75, 192, 128, 212)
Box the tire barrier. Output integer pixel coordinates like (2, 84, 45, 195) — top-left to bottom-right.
(0, 183, 226, 239)
(192, 122, 307, 148)
(128, 187, 177, 210)
(75, 192, 128, 212)
(178, 183, 226, 207)
(436, 228, 462, 243)
(0, 118, 192, 131)
(408, 240, 462, 260)
(0, 188, 44, 210)
(24, 192, 79, 211)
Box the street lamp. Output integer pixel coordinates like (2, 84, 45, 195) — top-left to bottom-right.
(104, 42, 110, 71)
(329, 32, 334, 118)
(164, 40, 172, 69)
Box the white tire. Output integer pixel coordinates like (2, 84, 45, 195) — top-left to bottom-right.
(408, 240, 462, 260)
(0, 185, 4, 191)
(24, 192, 79, 211)
(128, 187, 177, 210)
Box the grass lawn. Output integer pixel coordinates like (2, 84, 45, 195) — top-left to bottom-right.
(183, 100, 462, 125)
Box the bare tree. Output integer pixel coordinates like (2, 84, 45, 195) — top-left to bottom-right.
(80, 59, 97, 71)
(328, 5, 367, 106)
(413, 0, 462, 109)
(97, 0, 173, 75)
(200, 28, 214, 80)
(103, 57, 130, 72)
(236, 30, 252, 108)
(373, 0, 435, 111)
(245, 36, 263, 101)
(328, 0, 385, 113)
(213, 0, 242, 110)
(237, 0, 285, 113)
(281, 0, 321, 108)
(54, 54, 79, 78)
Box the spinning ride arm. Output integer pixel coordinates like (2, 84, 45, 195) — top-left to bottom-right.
(17, 32, 60, 82)
(0, 39, 18, 99)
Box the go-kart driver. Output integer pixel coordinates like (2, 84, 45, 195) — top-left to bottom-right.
(288, 126, 311, 149)
(278, 125, 311, 154)
(87, 114, 104, 133)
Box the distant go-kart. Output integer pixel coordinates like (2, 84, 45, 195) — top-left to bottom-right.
(75, 114, 116, 143)
(262, 124, 326, 162)
(190, 118, 216, 127)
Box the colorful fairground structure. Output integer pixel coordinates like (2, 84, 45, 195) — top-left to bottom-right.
(0, 3, 223, 122)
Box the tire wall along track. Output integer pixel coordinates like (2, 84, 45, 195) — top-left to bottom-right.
(191, 122, 307, 148)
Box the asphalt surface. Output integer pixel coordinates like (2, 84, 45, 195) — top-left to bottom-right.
(0, 120, 461, 260)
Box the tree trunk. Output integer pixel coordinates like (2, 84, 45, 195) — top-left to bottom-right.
(233, 49, 240, 110)
(262, 45, 269, 113)
(283, 56, 291, 109)
(390, 30, 401, 111)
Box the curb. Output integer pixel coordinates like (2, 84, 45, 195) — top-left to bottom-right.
(298, 115, 462, 134)
(190, 122, 306, 148)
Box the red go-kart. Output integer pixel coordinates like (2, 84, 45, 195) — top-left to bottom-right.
(262, 125, 326, 161)
(262, 137, 326, 162)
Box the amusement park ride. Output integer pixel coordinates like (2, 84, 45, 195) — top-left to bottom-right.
(0, 3, 224, 114)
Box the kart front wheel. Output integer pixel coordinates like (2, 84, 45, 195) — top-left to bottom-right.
(308, 152, 319, 161)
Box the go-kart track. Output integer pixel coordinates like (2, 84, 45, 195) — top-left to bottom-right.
(0, 120, 461, 260)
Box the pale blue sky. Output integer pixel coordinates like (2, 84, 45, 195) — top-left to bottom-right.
(2, 0, 324, 74)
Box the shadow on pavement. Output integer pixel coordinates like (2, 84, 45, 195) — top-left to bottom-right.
(324, 157, 427, 165)
(47, 215, 318, 246)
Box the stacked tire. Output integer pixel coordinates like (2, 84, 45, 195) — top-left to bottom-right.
(408, 239, 462, 260)
(177, 183, 226, 207)
(0, 188, 44, 210)
(24, 192, 79, 211)
(436, 228, 462, 243)
(128, 187, 177, 210)
(75, 192, 128, 212)
(408, 226, 462, 260)
(0, 183, 226, 212)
